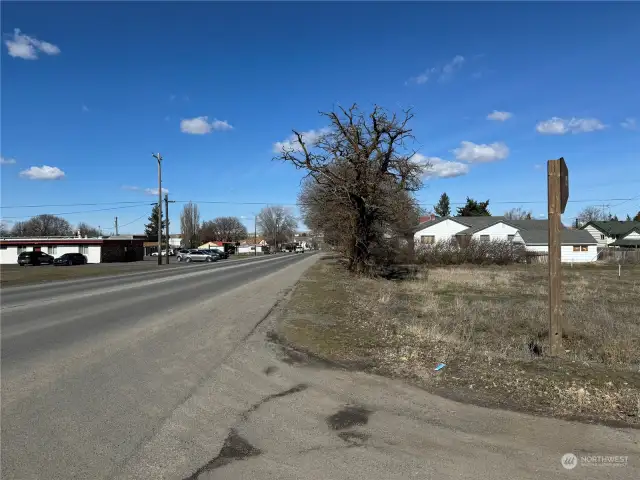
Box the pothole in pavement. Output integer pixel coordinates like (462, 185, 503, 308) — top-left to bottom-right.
(326, 405, 372, 430)
(182, 429, 262, 479)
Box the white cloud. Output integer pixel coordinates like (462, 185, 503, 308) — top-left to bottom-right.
(82, 105, 89, 112)
(1, 156, 16, 165)
(121, 185, 141, 191)
(487, 110, 512, 122)
(19, 165, 65, 180)
(4, 28, 60, 60)
(621, 117, 637, 131)
(412, 154, 469, 179)
(272, 128, 331, 154)
(534, 164, 543, 170)
(536, 116, 606, 135)
(180, 116, 233, 134)
(144, 187, 169, 196)
(453, 141, 509, 163)
(407, 55, 465, 85)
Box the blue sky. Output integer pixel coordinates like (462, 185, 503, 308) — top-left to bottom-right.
(1, 1, 639, 235)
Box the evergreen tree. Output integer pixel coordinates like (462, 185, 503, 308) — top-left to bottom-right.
(434, 192, 451, 217)
(144, 204, 165, 238)
(456, 197, 491, 216)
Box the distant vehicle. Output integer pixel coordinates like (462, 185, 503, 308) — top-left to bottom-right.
(200, 249, 223, 260)
(177, 249, 217, 263)
(213, 249, 229, 259)
(150, 251, 168, 256)
(295, 246, 304, 253)
(17, 251, 55, 266)
(54, 253, 88, 266)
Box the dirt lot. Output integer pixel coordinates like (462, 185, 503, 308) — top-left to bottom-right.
(276, 256, 640, 427)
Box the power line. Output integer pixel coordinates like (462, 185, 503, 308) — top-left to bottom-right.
(1, 197, 637, 219)
(0, 200, 152, 210)
(1, 203, 154, 220)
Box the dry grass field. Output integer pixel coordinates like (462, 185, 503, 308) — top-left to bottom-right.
(276, 257, 640, 426)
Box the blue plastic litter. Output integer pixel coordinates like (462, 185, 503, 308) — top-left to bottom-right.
(434, 363, 446, 371)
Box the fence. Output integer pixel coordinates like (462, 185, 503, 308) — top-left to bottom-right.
(598, 248, 640, 264)
(525, 252, 549, 264)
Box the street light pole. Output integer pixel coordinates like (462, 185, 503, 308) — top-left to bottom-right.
(152, 153, 163, 266)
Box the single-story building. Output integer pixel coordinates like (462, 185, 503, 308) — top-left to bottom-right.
(513, 229, 598, 263)
(0, 235, 146, 264)
(581, 220, 640, 248)
(414, 216, 553, 245)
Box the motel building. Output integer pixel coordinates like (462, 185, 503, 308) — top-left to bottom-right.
(0, 234, 147, 265)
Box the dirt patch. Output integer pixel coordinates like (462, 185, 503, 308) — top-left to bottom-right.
(277, 257, 640, 427)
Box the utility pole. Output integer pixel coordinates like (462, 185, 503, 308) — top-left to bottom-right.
(254, 214, 257, 256)
(152, 153, 163, 266)
(547, 157, 569, 357)
(114, 217, 119, 236)
(164, 194, 175, 264)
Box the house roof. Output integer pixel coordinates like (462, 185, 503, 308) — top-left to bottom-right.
(610, 238, 640, 247)
(583, 221, 640, 236)
(415, 216, 554, 234)
(516, 229, 596, 246)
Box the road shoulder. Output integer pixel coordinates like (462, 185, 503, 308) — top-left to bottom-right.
(274, 256, 640, 428)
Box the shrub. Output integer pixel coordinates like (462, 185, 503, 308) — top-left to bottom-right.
(415, 237, 527, 266)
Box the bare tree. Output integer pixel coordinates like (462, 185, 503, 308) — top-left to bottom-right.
(11, 214, 73, 236)
(256, 206, 297, 247)
(504, 207, 533, 220)
(76, 222, 101, 237)
(180, 202, 201, 248)
(276, 104, 423, 273)
(200, 217, 248, 243)
(0, 220, 12, 237)
(577, 206, 607, 224)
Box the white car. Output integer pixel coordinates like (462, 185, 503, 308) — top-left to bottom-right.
(295, 246, 304, 253)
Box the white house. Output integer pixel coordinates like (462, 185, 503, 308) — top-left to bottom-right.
(581, 221, 640, 248)
(513, 229, 598, 263)
(414, 216, 550, 245)
(0, 235, 146, 264)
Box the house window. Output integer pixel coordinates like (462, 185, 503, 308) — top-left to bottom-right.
(600, 234, 605, 240)
(480, 235, 490, 242)
(49, 246, 58, 255)
(420, 235, 435, 245)
(573, 245, 588, 252)
(79, 245, 89, 254)
(507, 235, 515, 242)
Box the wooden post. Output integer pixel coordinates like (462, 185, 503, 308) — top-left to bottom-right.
(547, 157, 569, 357)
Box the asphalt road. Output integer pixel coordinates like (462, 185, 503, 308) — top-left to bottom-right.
(1, 252, 318, 479)
(2, 251, 638, 479)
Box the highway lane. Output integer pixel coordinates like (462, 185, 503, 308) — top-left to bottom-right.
(1, 252, 319, 480)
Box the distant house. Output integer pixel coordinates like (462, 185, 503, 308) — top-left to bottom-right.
(413, 216, 552, 246)
(581, 221, 640, 248)
(512, 229, 597, 263)
(413, 215, 596, 263)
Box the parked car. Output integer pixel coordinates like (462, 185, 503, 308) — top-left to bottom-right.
(177, 249, 218, 263)
(54, 253, 88, 266)
(17, 251, 55, 266)
(203, 249, 226, 259)
(295, 246, 304, 253)
(213, 249, 229, 259)
(150, 251, 168, 256)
